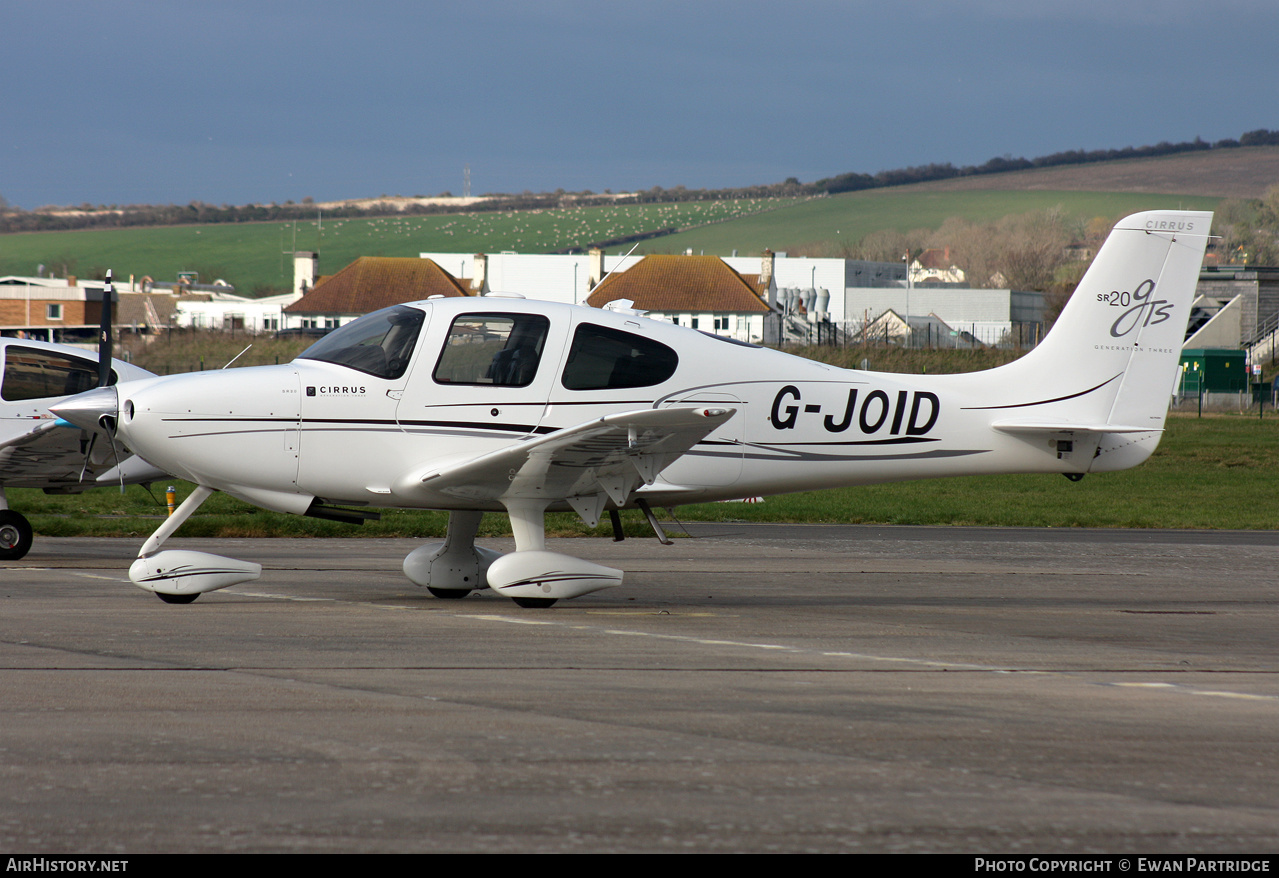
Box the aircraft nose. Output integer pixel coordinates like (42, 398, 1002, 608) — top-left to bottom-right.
(50, 386, 119, 433)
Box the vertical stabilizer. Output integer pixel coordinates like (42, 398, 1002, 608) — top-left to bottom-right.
(961, 211, 1211, 473)
(987, 211, 1211, 432)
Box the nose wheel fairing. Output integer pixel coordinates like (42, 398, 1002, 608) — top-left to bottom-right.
(128, 485, 261, 602)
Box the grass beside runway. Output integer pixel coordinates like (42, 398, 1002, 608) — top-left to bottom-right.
(9, 413, 1279, 542)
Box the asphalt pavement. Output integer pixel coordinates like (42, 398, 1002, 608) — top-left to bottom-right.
(2, 525, 1276, 852)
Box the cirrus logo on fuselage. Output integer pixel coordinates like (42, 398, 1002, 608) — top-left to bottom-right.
(769, 385, 940, 436)
(306, 385, 367, 397)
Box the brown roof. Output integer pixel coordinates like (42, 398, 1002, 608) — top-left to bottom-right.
(916, 248, 954, 270)
(285, 257, 468, 314)
(585, 255, 770, 313)
(116, 291, 178, 327)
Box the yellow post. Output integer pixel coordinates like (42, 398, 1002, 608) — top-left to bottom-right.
(165, 486, 177, 517)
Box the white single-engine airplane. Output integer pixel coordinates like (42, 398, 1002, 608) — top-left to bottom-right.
(53, 210, 1211, 606)
(1, 273, 161, 559)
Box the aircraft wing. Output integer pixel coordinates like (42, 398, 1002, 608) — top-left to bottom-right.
(0, 418, 157, 489)
(0, 418, 60, 451)
(0, 419, 90, 487)
(407, 406, 735, 524)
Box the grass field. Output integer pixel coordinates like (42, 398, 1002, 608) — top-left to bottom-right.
(642, 188, 1222, 256)
(11, 413, 1278, 546)
(0, 199, 802, 294)
(0, 188, 1221, 297)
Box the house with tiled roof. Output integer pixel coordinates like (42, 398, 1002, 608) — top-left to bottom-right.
(910, 248, 966, 285)
(284, 257, 470, 329)
(117, 290, 179, 332)
(861, 309, 983, 348)
(584, 255, 773, 343)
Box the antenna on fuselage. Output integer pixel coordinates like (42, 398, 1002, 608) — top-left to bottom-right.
(592, 241, 643, 293)
(223, 344, 253, 369)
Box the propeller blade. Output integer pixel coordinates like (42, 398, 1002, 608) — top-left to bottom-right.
(98, 269, 114, 388)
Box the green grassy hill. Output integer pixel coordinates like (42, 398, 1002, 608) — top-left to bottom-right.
(4, 143, 1259, 292)
(638, 188, 1221, 257)
(0, 199, 800, 294)
(0, 188, 1221, 294)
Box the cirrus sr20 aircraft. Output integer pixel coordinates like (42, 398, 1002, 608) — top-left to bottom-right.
(52, 210, 1211, 607)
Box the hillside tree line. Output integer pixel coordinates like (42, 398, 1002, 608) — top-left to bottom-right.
(4, 129, 1279, 233)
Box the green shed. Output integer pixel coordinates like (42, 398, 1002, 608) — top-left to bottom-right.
(1179, 349, 1248, 393)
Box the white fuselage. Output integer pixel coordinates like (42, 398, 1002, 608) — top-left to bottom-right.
(108, 297, 1119, 515)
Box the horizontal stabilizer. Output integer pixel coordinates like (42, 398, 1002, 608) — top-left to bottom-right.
(992, 421, 1161, 436)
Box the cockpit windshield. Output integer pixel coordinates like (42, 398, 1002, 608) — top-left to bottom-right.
(296, 305, 425, 380)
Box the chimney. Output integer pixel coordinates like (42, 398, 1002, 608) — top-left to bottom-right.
(588, 248, 605, 289)
(471, 253, 488, 294)
(759, 250, 774, 288)
(292, 251, 318, 301)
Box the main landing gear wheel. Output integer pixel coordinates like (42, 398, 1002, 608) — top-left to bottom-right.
(0, 510, 33, 561)
(511, 597, 558, 609)
(156, 592, 200, 605)
(427, 587, 471, 599)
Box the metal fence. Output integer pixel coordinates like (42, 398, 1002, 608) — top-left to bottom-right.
(1171, 389, 1277, 414)
(769, 315, 1042, 350)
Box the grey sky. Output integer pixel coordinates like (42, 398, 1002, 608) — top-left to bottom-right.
(4, 0, 1276, 208)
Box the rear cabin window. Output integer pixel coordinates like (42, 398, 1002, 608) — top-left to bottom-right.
(561, 323, 679, 390)
(433, 313, 550, 387)
(1, 346, 113, 401)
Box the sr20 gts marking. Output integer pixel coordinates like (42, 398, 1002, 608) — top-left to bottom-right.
(1098, 279, 1174, 337)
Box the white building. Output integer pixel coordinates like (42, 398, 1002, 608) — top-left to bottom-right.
(171, 252, 316, 332)
(418, 248, 1041, 345)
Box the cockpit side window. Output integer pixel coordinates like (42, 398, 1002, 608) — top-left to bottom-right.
(433, 313, 550, 387)
(297, 305, 424, 380)
(1, 346, 113, 401)
(561, 323, 679, 390)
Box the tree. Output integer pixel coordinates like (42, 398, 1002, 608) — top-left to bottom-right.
(993, 209, 1071, 291)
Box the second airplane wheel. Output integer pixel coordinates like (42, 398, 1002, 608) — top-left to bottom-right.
(511, 597, 558, 609)
(0, 510, 33, 561)
(427, 588, 471, 599)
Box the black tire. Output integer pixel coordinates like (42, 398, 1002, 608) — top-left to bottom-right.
(427, 587, 471, 599)
(156, 592, 200, 604)
(512, 597, 558, 609)
(0, 510, 33, 561)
